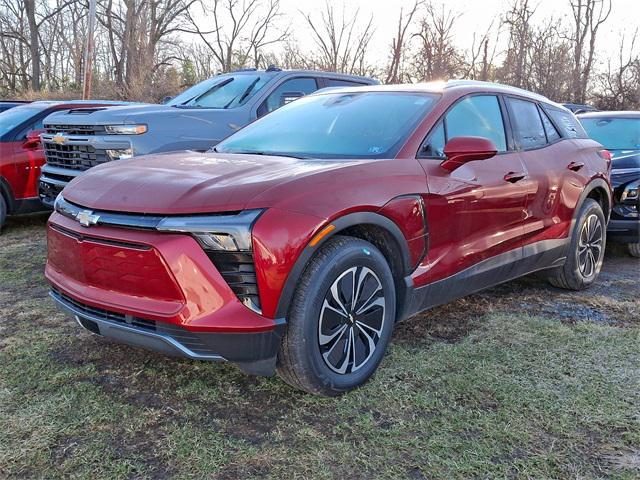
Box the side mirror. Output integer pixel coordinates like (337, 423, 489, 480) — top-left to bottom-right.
(23, 128, 45, 150)
(279, 91, 305, 107)
(162, 95, 174, 104)
(441, 136, 497, 172)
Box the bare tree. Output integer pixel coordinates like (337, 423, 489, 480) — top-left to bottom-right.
(185, 0, 288, 73)
(568, 0, 612, 103)
(593, 30, 640, 109)
(464, 20, 498, 81)
(384, 0, 422, 84)
(411, 3, 463, 82)
(301, 1, 375, 76)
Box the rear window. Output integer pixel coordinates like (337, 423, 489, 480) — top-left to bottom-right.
(325, 79, 368, 88)
(543, 106, 588, 139)
(506, 97, 547, 149)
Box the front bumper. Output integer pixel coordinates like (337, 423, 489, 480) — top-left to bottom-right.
(51, 288, 284, 375)
(46, 212, 285, 375)
(607, 218, 640, 244)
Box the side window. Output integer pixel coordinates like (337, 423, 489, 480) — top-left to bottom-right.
(445, 95, 507, 152)
(257, 77, 318, 117)
(505, 97, 547, 149)
(538, 106, 561, 143)
(324, 79, 367, 88)
(420, 121, 446, 158)
(17, 117, 44, 139)
(543, 106, 588, 139)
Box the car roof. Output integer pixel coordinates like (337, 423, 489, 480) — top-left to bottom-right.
(577, 111, 640, 119)
(24, 100, 127, 108)
(216, 68, 378, 83)
(308, 79, 564, 107)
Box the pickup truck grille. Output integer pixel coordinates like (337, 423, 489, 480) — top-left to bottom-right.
(45, 124, 106, 135)
(43, 142, 109, 171)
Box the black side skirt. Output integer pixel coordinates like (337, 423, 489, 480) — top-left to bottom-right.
(402, 239, 568, 319)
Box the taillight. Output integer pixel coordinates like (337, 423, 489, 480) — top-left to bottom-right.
(598, 149, 612, 170)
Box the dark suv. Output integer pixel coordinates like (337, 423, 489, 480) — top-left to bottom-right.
(46, 81, 611, 395)
(38, 68, 378, 207)
(579, 111, 640, 257)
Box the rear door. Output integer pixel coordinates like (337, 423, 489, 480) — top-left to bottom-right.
(505, 97, 588, 247)
(416, 94, 529, 285)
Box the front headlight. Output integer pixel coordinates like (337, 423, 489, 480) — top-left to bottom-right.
(156, 209, 264, 251)
(621, 180, 639, 203)
(104, 124, 147, 135)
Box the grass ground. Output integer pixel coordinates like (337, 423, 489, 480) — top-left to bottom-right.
(1, 213, 639, 479)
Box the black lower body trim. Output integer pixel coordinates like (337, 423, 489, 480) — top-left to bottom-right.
(403, 239, 568, 318)
(11, 197, 48, 215)
(50, 289, 285, 376)
(607, 218, 640, 244)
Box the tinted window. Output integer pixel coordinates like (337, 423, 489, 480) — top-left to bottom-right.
(421, 121, 446, 157)
(258, 77, 318, 117)
(579, 117, 640, 150)
(217, 92, 438, 159)
(506, 97, 547, 149)
(168, 74, 269, 109)
(539, 106, 561, 142)
(445, 95, 507, 152)
(325, 79, 367, 87)
(17, 117, 45, 139)
(544, 106, 588, 139)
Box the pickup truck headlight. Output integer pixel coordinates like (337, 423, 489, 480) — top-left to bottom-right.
(104, 124, 147, 135)
(621, 180, 639, 203)
(156, 209, 264, 251)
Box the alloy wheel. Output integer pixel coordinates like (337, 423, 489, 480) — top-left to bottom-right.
(578, 213, 603, 278)
(318, 266, 386, 374)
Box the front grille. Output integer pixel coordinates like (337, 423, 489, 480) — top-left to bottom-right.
(52, 288, 220, 356)
(45, 124, 106, 135)
(206, 251, 260, 309)
(43, 142, 109, 171)
(51, 288, 156, 331)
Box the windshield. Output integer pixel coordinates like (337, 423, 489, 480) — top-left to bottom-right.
(0, 104, 46, 137)
(580, 117, 640, 150)
(168, 74, 269, 109)
(216, 92, 438, 159)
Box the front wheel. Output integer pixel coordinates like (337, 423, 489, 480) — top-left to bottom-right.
(548, 198, 606, 290)
(276, 236, 396, 396)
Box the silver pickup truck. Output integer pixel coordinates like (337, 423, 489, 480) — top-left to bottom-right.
(39, 67, 378, 207)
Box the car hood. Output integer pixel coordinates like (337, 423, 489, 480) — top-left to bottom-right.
(610, 149, 640, 187)
(43, 103, 233, 125)
(62, 151, 365, 214)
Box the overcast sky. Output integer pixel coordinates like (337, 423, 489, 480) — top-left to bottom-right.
(276, 0, 639, 65)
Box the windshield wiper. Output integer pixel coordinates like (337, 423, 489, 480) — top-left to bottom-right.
(218, 149, 312, 159)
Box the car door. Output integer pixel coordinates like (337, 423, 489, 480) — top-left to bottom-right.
(504, 96, 584, 248)
(9, 113, 47, 200)
(415, 94, 529, 285)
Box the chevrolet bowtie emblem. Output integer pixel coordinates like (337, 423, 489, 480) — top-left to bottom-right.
(52, 133, 67, 145)
(76, 209, 100, 227)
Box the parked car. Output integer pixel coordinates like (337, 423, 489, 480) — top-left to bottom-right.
(46, 81, 611, 395)
(38, 67, 378, 207)
(0, 100, 31, 113)
(578, 111, 640, 257)
(563, 102, 598, 114)
(0, 100, 124, 231)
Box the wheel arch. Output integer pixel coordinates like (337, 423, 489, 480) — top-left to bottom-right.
(274, 211, 414, 320)
(0, 176, 15, 214)
(577, 178, 612, 223)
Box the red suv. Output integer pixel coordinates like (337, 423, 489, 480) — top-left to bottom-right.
(46, 81, 612, 395)
(0, 100, 122, 231)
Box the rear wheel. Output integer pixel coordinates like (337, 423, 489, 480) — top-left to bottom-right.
(628, 243, 640, 258)
(276, 236, 396, 396)
(0, 195, 6, 233)
(548, 199, 606, 290)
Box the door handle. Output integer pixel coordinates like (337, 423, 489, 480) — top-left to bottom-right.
(504, 172, 526, 183)
(567, 161, 584, 171)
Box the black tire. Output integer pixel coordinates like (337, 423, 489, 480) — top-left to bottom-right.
(628, 243, 640, 258)
(548, 198, 606, 290)
(0, 194, 6, 233)
(276, 235, 396, 396)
